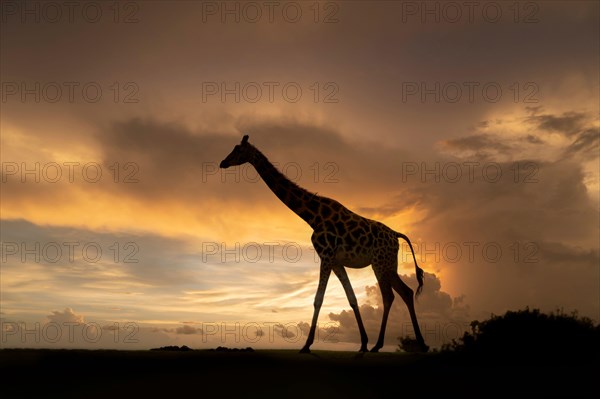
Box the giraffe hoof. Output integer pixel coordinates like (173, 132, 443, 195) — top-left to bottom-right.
(359, 346, 368, 352)
(299, 347, 311, 354)
(370, 347, 381, 353)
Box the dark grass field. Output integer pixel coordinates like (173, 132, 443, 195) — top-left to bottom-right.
(1, 348, 597, 397)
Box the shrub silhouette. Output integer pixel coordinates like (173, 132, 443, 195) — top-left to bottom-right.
(440, 308, 599, 363)
(398, 336, 428, 353)
(150, 345, 193, 351)
(210, 346, 255, 352)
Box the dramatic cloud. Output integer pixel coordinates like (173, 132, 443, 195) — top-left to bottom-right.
(406, 151, 599, 320)
(525, 110, 589, 137)
(439, 133, 514, 160)
(564, 128, 599, 159)
(440, 109, 599, 163)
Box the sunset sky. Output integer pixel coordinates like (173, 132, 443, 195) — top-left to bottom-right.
(1, 1, 598, 351)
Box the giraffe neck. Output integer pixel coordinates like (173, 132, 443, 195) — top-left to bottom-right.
(250, 147, 321, 228)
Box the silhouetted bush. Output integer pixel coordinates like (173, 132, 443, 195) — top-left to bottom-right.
(210, 346, 254, 352)
(440, 308, 599, 364)
(150, 345, 193, 351)
(398, 336, 428, 353)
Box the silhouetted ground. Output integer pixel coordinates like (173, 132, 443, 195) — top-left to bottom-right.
(1, 348, 597, 397)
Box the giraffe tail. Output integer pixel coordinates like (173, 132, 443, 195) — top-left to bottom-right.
(395, 232, 424, 296)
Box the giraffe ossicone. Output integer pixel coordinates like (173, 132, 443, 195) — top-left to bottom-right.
(220, 135, 428, 353)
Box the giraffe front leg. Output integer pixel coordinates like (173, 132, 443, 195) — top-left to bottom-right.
(333, 266, 368, 352)
(300, 265, 332, 353)
(370, 281, 394, 352)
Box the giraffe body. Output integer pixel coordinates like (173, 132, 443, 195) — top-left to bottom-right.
(220, 135, 428, 353)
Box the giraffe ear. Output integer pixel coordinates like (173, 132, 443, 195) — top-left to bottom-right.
(241, 135, 249, 145)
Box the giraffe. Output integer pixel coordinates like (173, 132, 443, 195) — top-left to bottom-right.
(219, 135, 428, 353)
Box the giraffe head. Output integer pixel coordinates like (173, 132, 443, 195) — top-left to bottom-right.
(219, 135, 253, 168)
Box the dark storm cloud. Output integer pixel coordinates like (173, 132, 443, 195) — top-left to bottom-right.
(441, 109, 598, 161)
(564, 128, 599, 159)
(2, 0, 597, 149)
(439, 134, 514, 159)
(521, 108, 599, 160)
(89, 117, 415, 206)
(402, 158, 599, 318)
(525, 111, 589, 137)
(96, 116, 352, 181)
(524, 135, 545, 145)
(93, 118, 228, 200)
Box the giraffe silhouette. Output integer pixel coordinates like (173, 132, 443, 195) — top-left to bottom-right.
(220, 135, 428, 353)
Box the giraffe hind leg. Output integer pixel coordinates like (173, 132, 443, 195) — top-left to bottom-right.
(371, 272, 394, 352)
(390, 273, 429, 352)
